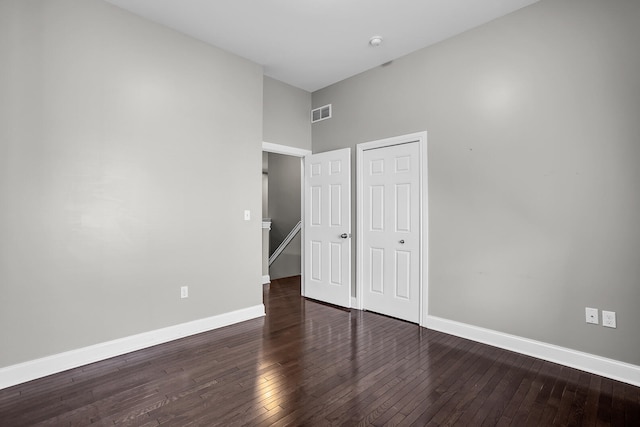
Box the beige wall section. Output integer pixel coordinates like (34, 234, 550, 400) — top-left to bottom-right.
(312, 0, 640, 365)
(0, 0, 263, 367)
(263, 76, 311, 150)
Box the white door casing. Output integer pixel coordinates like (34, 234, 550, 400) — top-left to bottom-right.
(357, 132, 427, 325)
(304, 148, 351, 307)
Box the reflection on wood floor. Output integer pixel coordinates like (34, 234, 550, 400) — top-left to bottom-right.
(1, 275, 639, 426)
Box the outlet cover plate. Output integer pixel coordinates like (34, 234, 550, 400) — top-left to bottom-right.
(181, 286, 188, 299)
(602, 310, 616, 328)
(585, 307, 598, 324)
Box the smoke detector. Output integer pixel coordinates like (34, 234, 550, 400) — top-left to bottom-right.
(369, 36, 383, 47)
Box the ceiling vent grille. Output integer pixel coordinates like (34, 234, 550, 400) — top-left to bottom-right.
(311, 104, 332, 123)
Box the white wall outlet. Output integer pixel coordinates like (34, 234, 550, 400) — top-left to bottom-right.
(585, 307, 598, 324)
(180, 286, 188, 299)
(244, 210, 251, 221)
(602, 310, 616, 328)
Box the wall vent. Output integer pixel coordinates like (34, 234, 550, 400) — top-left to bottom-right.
(311, 104, 332, 123)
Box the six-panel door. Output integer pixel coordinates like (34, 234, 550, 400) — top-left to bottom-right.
(304, 148, 351, 308)
(362, 142, 420, 322)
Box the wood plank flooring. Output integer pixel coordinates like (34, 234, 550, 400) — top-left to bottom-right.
(1, 275, 638, 426)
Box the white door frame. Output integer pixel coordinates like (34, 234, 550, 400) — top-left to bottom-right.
(262, 142, 312, 295)
(356, 131, 428, 327)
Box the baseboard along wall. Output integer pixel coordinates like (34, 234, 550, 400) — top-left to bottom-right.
(0, 304, 265, 390)
(425, 315, 640, 388)
(2, 306, 638, 390)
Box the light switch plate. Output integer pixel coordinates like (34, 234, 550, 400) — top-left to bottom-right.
(244, 210, 251, 221)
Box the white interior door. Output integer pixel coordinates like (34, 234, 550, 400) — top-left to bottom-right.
(303, 148, 351, 307)
(361, 141, 420, 322)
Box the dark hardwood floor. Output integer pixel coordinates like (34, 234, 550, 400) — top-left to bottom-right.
(1, 276, 639, 426)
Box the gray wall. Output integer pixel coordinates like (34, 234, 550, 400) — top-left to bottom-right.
(262, 77, 309, 280)
(0, 0, 263, 368)
(267, 153, 301, 280)
(262, 153, 269, 276)
(263, 76, 311, 150)
(262, 152, 269, 218)
(312, 0, 640, 365)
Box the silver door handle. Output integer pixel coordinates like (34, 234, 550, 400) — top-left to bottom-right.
(340, 233, 349, 239)
(399, 240, 405, 244)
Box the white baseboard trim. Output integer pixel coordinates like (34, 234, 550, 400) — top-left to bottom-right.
(425, 315, 640, 388)
(262, 275, 271, 284)
(0, 304, 265, 390)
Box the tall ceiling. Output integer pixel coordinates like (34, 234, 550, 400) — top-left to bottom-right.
(105, 0, 539, 92)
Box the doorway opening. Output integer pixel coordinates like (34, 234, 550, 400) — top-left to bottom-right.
(261, 142, 310, 290)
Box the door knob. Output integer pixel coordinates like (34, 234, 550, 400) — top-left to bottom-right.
(340, 233, 349, 239)
(399, 240, 405, 244)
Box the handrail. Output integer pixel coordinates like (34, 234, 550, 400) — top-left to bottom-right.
(269, 221, 302, 266)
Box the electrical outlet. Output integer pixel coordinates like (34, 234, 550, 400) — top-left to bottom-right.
(585, 307, 598, 324)
(181, 286, 188, 299)
(244, 210, 251, 221)
(602, 310, 616, 328)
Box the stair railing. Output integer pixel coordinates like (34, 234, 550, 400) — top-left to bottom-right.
(269, 221, 302, 266)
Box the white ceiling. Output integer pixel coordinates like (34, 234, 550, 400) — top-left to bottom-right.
(105, 0, 539, 92)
